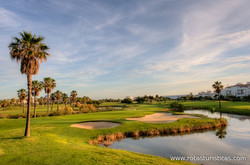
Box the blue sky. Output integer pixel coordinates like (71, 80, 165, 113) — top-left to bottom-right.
(1, 0, 250, 99)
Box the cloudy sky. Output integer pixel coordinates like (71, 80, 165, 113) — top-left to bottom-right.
(1, 0, 250, 99)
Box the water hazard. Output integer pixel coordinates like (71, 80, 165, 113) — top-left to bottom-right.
(108, 110, 250, 165)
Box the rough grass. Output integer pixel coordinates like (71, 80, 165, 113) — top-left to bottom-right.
(0, 103, 211, 165)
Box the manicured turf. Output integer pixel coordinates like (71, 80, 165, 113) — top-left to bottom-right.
(0, 103, 218, 165)
(180, 101, 250, 115)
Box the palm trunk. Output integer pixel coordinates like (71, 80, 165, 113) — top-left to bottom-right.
(57, 100, 59, 111)
(23, 101, 25, 113)
(24, 74, 32, 137)
(218, 94, 221, 109)
(47, 93, 50, 113)
(34, 95, 37, 118)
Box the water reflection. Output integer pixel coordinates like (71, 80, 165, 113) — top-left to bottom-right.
(108, 110, 250, 165)
(216, 127, 227, 139)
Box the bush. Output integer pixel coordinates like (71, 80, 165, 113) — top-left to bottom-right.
(121, 98, 133, 104)
(170, 102, 184, 112)
(76, 102, 81, 108)
(211, 107, 216, 113)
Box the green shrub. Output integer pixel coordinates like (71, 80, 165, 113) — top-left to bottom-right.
(170, 101, 184, 112)
(211, 107, 216, 113)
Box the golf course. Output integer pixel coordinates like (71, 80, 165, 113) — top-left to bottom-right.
(0, 101, 234, 165)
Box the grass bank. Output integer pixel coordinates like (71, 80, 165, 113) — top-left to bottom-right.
(0, 103, 226, 165)
(180, 101, 250, 116)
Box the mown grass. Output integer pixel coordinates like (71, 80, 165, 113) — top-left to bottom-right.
(180, 101, 250, 115)
(0, 103, 224, 165)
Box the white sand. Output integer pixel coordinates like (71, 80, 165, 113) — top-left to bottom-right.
(126, 112, 200, 123)
(71, 121, 121, 129)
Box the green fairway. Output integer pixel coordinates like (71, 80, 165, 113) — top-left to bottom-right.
(0, 103, 227, 165)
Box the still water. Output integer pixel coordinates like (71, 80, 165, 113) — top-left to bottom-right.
(108, 110, 250, 165)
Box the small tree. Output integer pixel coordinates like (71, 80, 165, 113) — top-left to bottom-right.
(121, 98, 133, 104)
(10, 98, 16, 107)
(212, 81, 224, 109)
(70, 90, 77, 109)
(43, 77, 56, 113)
(50, 93, 56, 111)
(32, 80, 43, 118)
(62, 93, 69, 107)
(17, 89, 27, 113)
(55, 90, 62, 111)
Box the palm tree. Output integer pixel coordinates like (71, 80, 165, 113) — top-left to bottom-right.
(32, 80, 43, 118)
(9, 31, 49, 137)
(50, 93, 56, 111)
(70, 90, 77, 110)
(62, 93, 69, 107)
(55, 90, 62, 111)
(216, 128, 227, 139)
(17, 89, 27, 114)
(212, 81, 224, 109)
(38, 97, 45, 106)
(43, 77, 56, 113)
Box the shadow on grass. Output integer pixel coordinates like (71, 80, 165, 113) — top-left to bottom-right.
(0, 136, 25, 140)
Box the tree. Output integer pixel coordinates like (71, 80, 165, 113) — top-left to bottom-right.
(121, 98, 133, 104)
(10, 98, 16, 107)
(216, 128, 227, 139)
(62, 93, 69, 107)
(70, 90, 77, 109)
(32, 80, 43, 118)
(55, 90, 62, 111)
(135, 96, 145, 103)
(212, 81, 224, 109)
(1, 99, 10, 108)
(17, 89, 27, 113)
(38, 97, 45, 106)
(9, 31, 49, 137)
(50, 93, 56, 111)
(43, 77, 56, 113)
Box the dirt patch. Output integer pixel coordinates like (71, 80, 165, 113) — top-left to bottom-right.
(71, 121, 121, 129)
(126, 112, 200, 123)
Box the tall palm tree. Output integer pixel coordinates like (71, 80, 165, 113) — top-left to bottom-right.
(50, 93, 56, 111)
(62, 93, 69, 107)
(9, 31, 49, 137)
(55, 90, 62, 111)
(43, 77, 56, 113)
(17, 89, 27, 114)
(70, 90, 77, 110)
(32, 80, 43, 118)
(212, 81, 224, 109)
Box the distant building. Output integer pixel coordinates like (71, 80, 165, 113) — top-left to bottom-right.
(196, 91, 214, 98)
(221, 82, 250, 97)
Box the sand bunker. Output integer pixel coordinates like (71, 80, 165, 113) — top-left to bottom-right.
(71, 121, 121, 129)
(126, 112, 200, 123)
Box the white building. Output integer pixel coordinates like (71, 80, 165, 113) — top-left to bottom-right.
(196, 91, 214, 98)
(221, 82, 250, 97)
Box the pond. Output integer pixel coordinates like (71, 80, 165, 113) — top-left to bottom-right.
(107, 110, 250, 165)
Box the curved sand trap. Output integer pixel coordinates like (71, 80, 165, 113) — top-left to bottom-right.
(126, 112, 200, 123)
(71, 121, 121, 129)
